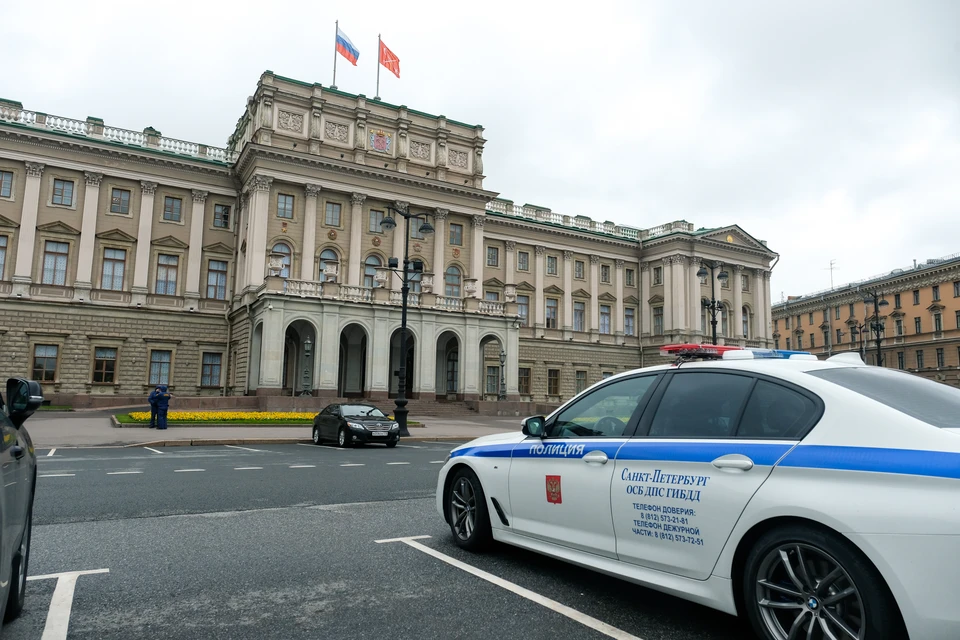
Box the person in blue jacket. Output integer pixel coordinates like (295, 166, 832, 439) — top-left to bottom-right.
(148, 386, 161, 428)
(155, 385, 172, 430)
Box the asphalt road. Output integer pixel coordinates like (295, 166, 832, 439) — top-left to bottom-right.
(5, 443, 752, 640)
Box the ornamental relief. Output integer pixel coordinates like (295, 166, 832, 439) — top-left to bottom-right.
(410, 140, 431, 161)
(277, 110, 304, 133)
(448, 149, 469, 169)
(324, 121, 350, 143)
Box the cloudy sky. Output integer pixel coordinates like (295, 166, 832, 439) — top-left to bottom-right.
(3, 0, 958, 298)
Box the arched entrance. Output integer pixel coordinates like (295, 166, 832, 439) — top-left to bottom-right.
(338, 323, 368, 397)
(436, 331, 460, 400)
(479, 333, 505, 401)
(283, 320, 317, 396)
(249, 322, 263, 391)
(389, 329, 416, 398)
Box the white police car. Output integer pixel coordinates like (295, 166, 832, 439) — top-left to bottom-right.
(436, 344, 960, 640)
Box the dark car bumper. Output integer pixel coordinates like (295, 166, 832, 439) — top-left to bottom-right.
(347, 429, 400, 445)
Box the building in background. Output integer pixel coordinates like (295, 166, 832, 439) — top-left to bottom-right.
(771, 254, 960, 385)
(0, 71, 776, 410)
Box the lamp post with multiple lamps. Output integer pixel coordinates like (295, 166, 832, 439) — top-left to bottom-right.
(299, 337, 312, 396)
(849, 321, 868, 360)
(498, 348, 506, 401)
(379, 204, 434, 437)
(862, 289, 889, 366)
(697, 260, 729, 345)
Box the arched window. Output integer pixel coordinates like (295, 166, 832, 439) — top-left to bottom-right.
(407, 259, 425, 294)
(272, 243, 291, 278)
(318, 249, 338, 282)
(742, 306, 750, 338)
(364, 255, 382, 288)
(444, 266, 461, 297)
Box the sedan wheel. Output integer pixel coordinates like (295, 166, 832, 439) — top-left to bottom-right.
(744, 525, 904, 640)
(338, 427, 349, 448)
(312, 427, 321, 445)
(446, 468, 491, 551)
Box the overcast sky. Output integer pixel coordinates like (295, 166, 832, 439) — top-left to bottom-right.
(3, 0, 958, 298)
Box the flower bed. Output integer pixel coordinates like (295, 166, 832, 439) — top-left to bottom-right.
(121, 411, 315, 424)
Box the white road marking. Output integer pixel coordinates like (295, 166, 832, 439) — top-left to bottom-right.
(224, 445, 265, 452)
(107, 471, 143, 475)
(47, 448, 57, 457)
(297, 443, 317, 447)
(289, 464, 316, 468)
(28, 568, 110, 640)
(430, 460, 446, 464)
(174, 469, 205, 473)
(234, 466, 263, 470)
(386, 462, 410, 465)
(144, 447, 164, 454)
(340, 463, 365, 467)
(395, 444, 424, 449)
(39, 474, 75, 478)
(376, 536, 643, 640)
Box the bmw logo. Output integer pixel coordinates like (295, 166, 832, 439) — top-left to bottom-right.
(807, 597, 819, 610)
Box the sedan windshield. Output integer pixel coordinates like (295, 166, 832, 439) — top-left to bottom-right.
(341, 404, 387, 418)
(807, 367, 960, 429)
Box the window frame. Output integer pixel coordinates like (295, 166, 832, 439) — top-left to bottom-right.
(486, 245, 499, 267)
(517, 250, 529, 272)
(213, 204, 231, 229)
(545, 297, 559, 329)
(448, 223, 463, 246)
(0, 170, 13, 199)
(32, 343, 60, 382)
(516, 295, 530, 326)
(206, 259, 229, 300)
(518, 367, 531, 395)
(625, 268, 635, 287)
(149, 349, 173, 385)
(599, 304, 612, 334)
(600, 264, 611, 283)
(324, 201, 342, 227)
(368, 209, 384, 234)
(155, 253, 180, 295)
(41, 239, 70, 286)
(200, 352, 223, 388)
(110, 187, 131, 215)
(573, 301, 586, 332)
(52, 178, 75, 207)
(100, 247, 127, 291)
(0, 234, 7, 280)
(624, 307, 636, 336)
(574, 260, 585, 280)
(162, 195, 183, 222)
(543, 372, 663, 439)
(547, 368, 561, 396)
(546, 255, 558, 276)
(92, 346, 118, 384)
(277, 194, 295, 220)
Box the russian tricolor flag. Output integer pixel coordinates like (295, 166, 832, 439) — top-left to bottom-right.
(336, 27, 360, 66)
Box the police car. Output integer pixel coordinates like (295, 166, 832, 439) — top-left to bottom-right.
(436, 344, 960, 640)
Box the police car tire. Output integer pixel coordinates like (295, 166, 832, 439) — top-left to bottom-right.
(743, 524, 904, 640)
(4, 504, 31, 623)
(447, 468, 492, 552)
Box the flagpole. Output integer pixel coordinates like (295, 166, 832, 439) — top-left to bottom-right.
(375, 34, 381, 100)
(332, 20, 339, 89)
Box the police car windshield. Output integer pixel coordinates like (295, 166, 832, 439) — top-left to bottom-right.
(342, 405, 387, 418)
(807, 367, 960, 429)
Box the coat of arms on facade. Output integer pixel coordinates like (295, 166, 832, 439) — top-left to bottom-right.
(369, 130, 392, 154)
(372, 236, 382, 247)
(452, 248, 460, 258)
(328, 230, 337, 240)
(546, 475, 562, 504)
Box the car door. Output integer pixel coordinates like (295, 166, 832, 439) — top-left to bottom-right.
(325, 405, 342, 440)
(0, 406, 22, 590)
(611, 370, 821, 579)
(507, 374, 661, 559)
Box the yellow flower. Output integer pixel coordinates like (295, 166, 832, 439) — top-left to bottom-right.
(127, 411, 314, 422)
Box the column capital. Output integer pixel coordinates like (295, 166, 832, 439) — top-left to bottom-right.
(535, 245, 546, 257)
(590, 254, 600, 265)
(250, 175, 273, 192)
(563, 250, 573, 261)
(615, 259, 624, 269)
(754, 267, 765, 278)
(305, 184, 322, 198)
(689, 255, 701, 268)
(393, 200, 409, 214)
(191, 189, 208, 203)
(434, 207, 449, 220)
(640, 261, 650, 272)
(471, 214, 485, 228)
(84, 171, 103, 187)
(504, 240, 516, 251)
(140, 181, 158, 195)
(25, 162, 44, 178)
(351, 192, 367, 205)
(733, 264, 745, 272)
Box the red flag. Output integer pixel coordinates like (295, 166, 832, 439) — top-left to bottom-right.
(379, 40, 400, 78)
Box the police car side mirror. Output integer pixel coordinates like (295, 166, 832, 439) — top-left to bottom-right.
(521, 416, 546, 438)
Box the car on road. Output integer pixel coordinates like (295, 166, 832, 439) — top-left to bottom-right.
(436, 345, 960, 640)
(312, 403, 400, 448)
(0, 378, 43, 628)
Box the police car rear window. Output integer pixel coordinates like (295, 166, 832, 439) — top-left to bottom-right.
(807, 367, 960, 429)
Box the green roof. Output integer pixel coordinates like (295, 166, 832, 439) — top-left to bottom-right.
(485, 210, 638, 243)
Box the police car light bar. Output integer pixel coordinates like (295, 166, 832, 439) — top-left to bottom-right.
(660, 344, 814, 362)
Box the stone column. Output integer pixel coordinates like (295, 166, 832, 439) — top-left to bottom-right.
(131, 181, 158, 303)
(73, 171, 103, 300)
(390, 201, 408, 290)
(301, 185, 320, 281)
(640, 262, 651, 336)
(689, 256, 702, 335)
(662, 257, 673, 333)
(762, 270, 772, 342)
(733, 265, 744, 339)
(615, 259, 625, 336)
(417, 314, 438, 400)
(470, 215, 485, 298)
(345, 192, 365, 285)
(534, 245, 546, 327)
(433, 208, 448, 279)
(589, 255, 600, 333)
(370, 309, 391, 398)
(12, 162, 45, 294)
(184, 189, 208, 305)
(504, 240, 516, 285)
(562, 251, 573, 332)
(316, 304, 341, 396)
(246, 176, 273, 289)
(672, 256, 687, 332)
(257, 302, 285, 391)
(463, 318, 481, 399)
(506, 322, 520, 398)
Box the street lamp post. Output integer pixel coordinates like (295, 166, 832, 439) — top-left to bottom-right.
(379, 205, 434, 437)
(696, 261, 729, 345)
(849, 321, 867, 360)
(299, 337, 312, 396)
(862, 289, 889, 366)
(498, 349, 506, 401)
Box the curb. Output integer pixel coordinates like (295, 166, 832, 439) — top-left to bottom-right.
(109, 415, 426, 429)
(123, 435, 468, 448)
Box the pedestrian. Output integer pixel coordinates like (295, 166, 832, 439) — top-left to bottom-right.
(155, 384, 172, 430)
(148, 386, 161, 428)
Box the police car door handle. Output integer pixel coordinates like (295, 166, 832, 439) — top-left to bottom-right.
(711, 454, 754, 471)
(582, 451, 608, 465)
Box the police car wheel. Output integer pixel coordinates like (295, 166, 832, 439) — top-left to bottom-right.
(4, 504, 31, 622)
(743, 525, 904, 640)
(446, 468, 491, 551)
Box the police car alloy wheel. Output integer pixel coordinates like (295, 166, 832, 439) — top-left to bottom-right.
(743, 525, 903, 640)
(447, 468, 491, 551)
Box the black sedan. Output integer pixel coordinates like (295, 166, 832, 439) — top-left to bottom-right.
(312, 403, 400, 448)
(0, 378, 43, 629)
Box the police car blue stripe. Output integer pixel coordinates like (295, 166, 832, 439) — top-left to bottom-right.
(779, 445, 960, 480)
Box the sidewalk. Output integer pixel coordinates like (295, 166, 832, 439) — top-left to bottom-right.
(25, 412, 519, 448)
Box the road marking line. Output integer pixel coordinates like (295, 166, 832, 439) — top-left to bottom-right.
(340, 463, 365, 467)
(297, 443, 317, 447)
(376, 536, 642, 640)
(27, 568, 110, 640)
(387, 462, 410, 465)
(429, 460, 446, 464)
(289, 464, 316, 468)
(224, 445, 265, 452)
(144, 447, 164, 454)
(395, 444, 424, 449)
(47, 448, 57, 457)
(39, 474, 75, 478)
(234, 466, 263, 470)
(174, 469, 205, 473)
(107, 471, 143, 475)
